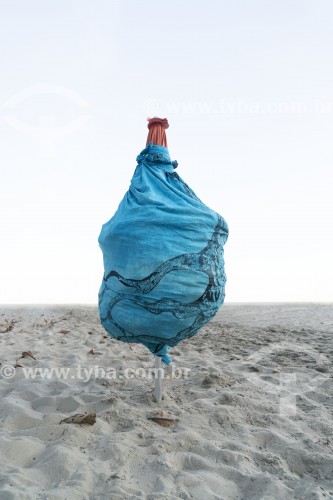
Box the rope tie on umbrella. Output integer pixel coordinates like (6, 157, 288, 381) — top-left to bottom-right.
(136, 142, 178, 169)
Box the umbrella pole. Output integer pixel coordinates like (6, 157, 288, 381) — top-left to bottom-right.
(154, 355, 162, 402)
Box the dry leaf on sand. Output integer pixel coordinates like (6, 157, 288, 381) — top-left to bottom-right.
(0, 320, 18, 333)
(148, 417, 176, 427)
(20, 351, 37, 360)
(60, 413, 96, 425)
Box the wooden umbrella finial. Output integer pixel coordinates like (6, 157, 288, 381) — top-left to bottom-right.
(146, 117, 169, 148)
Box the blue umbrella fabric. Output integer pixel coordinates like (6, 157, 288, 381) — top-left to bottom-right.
(98, 122, 229, 364)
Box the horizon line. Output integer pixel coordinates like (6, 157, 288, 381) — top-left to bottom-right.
(0, 301, 332, 307)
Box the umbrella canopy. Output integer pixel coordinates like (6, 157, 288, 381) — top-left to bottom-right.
(98, 118, 228, 364)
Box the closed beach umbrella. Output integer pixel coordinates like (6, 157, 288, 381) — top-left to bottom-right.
(98, 118, 229, 398)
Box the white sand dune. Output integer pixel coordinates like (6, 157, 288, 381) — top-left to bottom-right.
(0, 304, 332, 499)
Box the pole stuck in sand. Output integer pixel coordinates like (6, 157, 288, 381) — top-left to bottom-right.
(154, 355, 163, 402)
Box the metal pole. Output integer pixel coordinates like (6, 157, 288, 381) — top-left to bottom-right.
(154, 355, 162, 402)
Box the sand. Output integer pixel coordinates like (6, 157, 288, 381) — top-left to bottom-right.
(0, 303, 332, 500)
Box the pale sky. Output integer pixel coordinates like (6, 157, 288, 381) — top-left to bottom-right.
(0, 0, 332, 303)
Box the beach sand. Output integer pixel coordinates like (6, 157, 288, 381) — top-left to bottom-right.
(0, 304, 332, 499)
